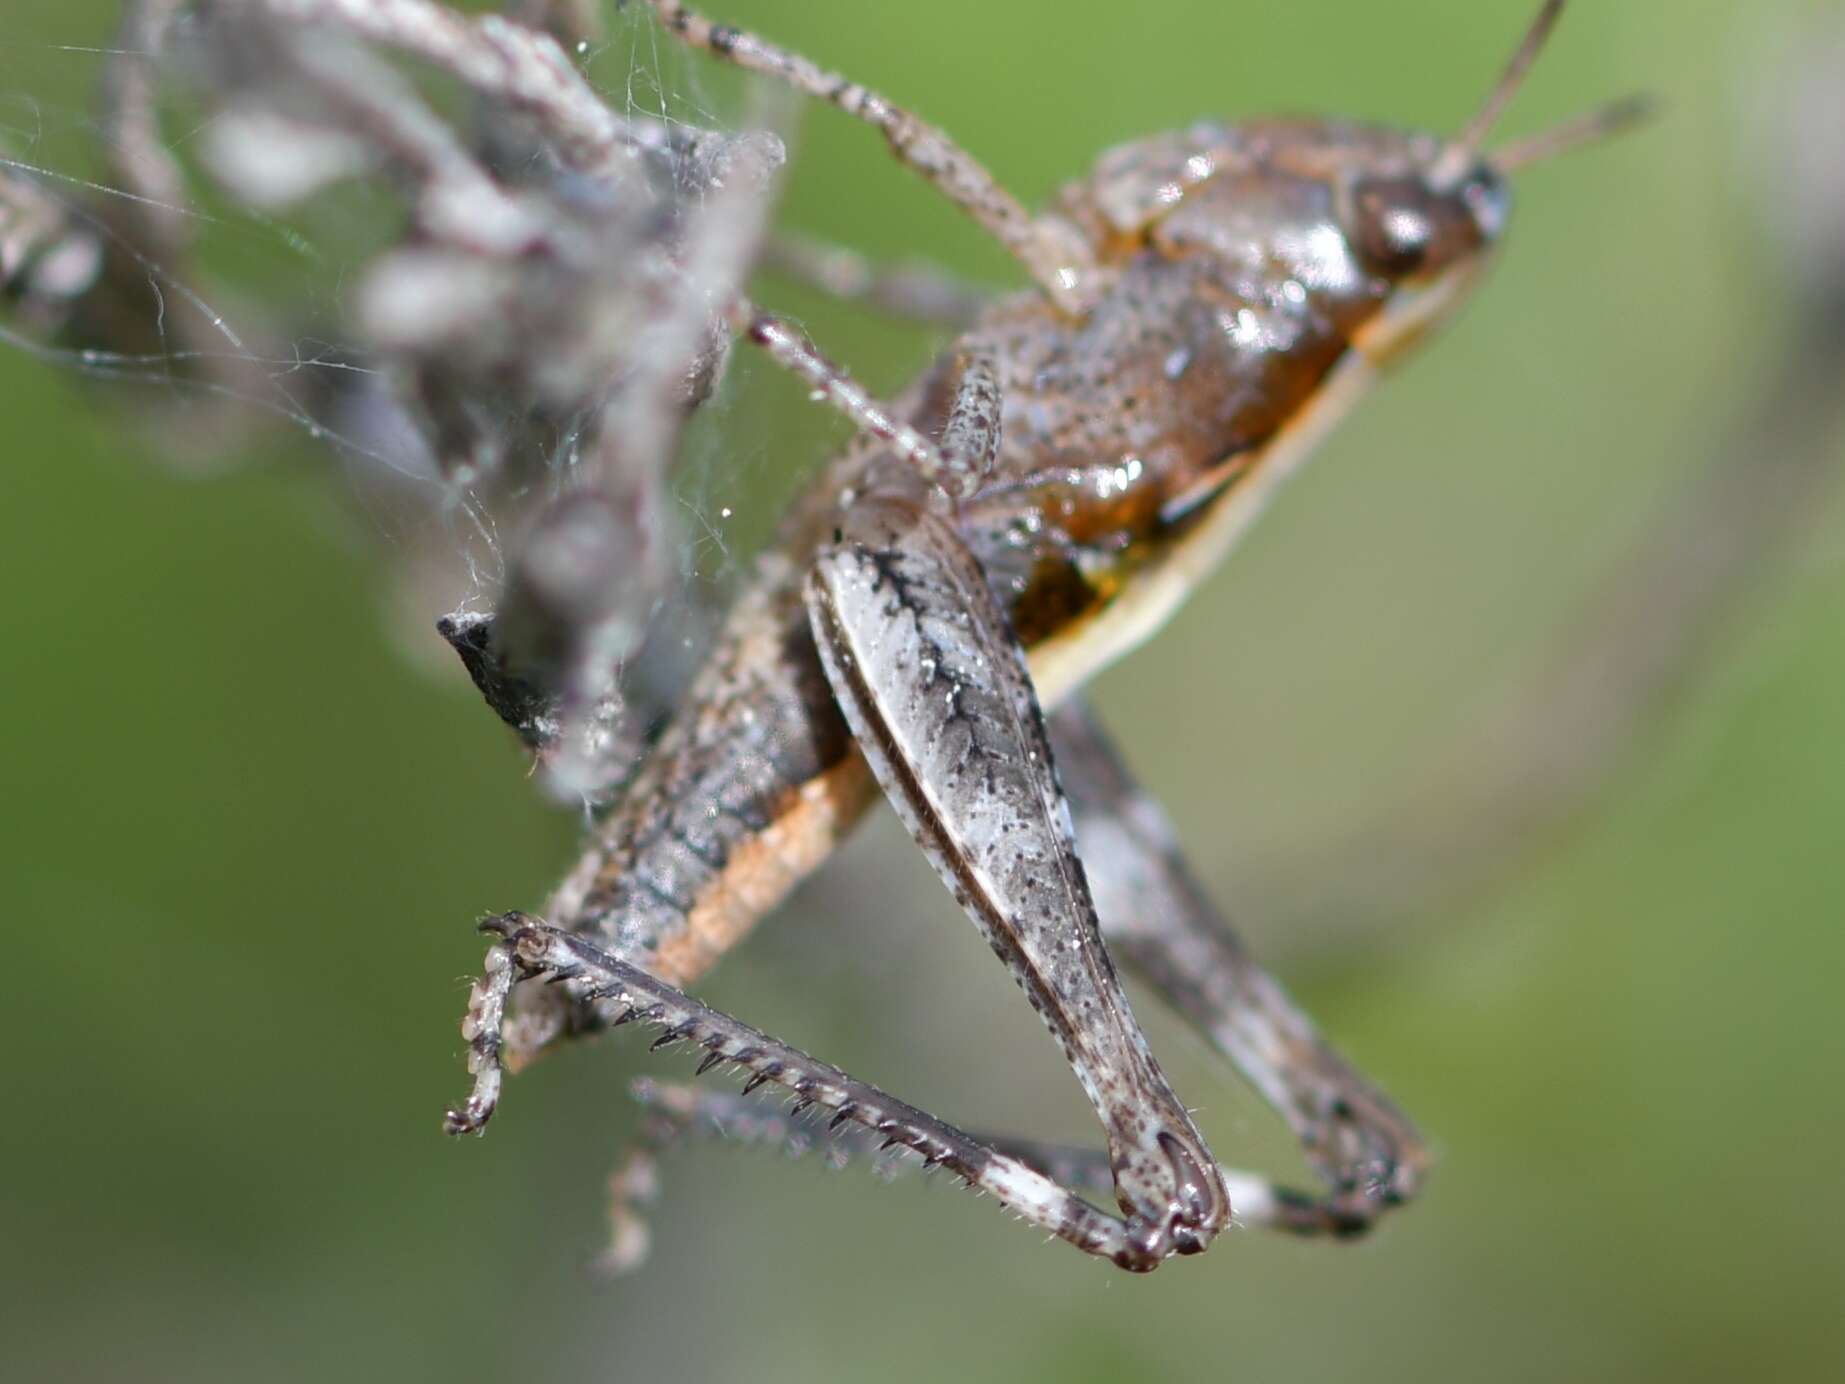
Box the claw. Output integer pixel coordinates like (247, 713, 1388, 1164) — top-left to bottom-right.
(446, 936, 518, 1137)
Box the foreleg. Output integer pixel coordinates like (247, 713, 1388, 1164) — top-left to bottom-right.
(734, 303, 995, 498)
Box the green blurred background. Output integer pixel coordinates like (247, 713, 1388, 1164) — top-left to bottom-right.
(5, 1, 1844, 1380)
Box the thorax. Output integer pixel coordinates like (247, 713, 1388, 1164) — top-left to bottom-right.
(786, 146, 1401, 701)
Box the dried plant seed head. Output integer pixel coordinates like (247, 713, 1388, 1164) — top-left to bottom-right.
(498, 490, 646, 683)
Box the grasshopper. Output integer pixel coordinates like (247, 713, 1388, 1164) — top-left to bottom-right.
(447, 0, 1644, 1272)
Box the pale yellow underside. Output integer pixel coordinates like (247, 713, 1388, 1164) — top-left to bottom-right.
(1026, 351, 1381, 709)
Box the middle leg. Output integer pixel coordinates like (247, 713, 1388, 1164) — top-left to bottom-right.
(615, 1079, 1399, 1249)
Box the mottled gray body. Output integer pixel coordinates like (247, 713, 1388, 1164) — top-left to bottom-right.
(451, 0, 1624, 1272)
(536, 119, 1495, 1016)
(543, 568, 853, 983)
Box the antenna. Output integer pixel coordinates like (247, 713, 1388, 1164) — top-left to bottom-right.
(1431, 0, 1568, 187)
(1492, 94, 1657, 172)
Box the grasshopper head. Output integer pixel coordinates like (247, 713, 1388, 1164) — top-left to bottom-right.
(1341, 0, 1650, 364)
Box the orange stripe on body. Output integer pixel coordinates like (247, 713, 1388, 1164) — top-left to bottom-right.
(649, 756, 878, 987)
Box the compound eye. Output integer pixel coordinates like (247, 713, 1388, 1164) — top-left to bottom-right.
(1344, 175, 1436, 276)
(1459, 166, 1511, 241)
